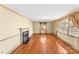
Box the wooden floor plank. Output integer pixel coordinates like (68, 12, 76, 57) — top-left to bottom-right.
(11, 34, 79, 54)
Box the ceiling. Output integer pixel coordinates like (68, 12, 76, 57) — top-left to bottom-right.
(3, 4, 79, 22)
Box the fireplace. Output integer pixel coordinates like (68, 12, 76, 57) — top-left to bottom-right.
(19, 28, 29, 44)
(22, 31, 29, 44)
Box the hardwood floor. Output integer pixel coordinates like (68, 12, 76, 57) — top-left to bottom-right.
(11, 34, 79, 54)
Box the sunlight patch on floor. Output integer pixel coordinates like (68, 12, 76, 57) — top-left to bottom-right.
(40, 35, 47, 44)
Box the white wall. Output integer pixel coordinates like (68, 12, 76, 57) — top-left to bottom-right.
(47, 22, 53, 33)
(33, 22, 53, 34)
(0, 5, 33, 54)
(33, 22, 40, 33)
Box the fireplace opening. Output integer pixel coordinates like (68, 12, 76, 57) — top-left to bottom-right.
(22, 31, 29, 44)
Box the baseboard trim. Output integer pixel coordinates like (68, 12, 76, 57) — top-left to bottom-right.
(33, 33, 54, 35)
(5, 44, 21, 54)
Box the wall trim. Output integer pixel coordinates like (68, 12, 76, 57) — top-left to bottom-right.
(0, 34, 20, 42)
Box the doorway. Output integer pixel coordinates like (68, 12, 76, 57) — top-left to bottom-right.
(40, 22, 47, 34)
